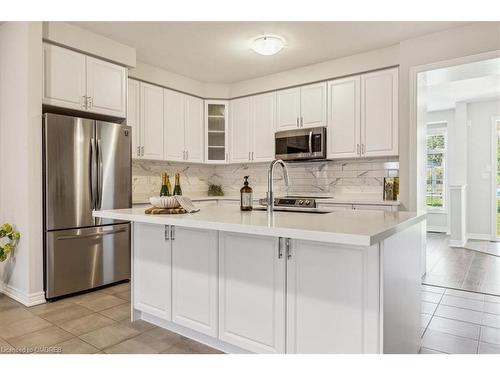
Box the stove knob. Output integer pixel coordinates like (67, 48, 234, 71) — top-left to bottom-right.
(298, 200, 304, 205)
(305, 200, 311, 206)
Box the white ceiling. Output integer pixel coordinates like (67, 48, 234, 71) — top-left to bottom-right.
(71, 21, 467, 83)
(423, 58, 500, 111)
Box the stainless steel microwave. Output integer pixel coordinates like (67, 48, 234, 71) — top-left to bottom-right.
(275, 127, 327, 161)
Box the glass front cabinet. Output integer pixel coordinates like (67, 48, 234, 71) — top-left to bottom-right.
(205, 100, 229, 164)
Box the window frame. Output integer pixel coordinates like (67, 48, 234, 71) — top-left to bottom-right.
(426, 123, 448, 211)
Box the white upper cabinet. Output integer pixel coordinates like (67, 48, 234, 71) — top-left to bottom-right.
(184, 96, 204, 163)
(327, 76, 361, 159)
(276, 83, 326, 131)
(133, 223, 172, 321)
(277, 87, 301, 131)
(163, 89, 186, 162)
(251, 92, 276, 162)
(43, 43, 87, 111)
(43, 43, 127, 118)
(86, 57, 127, 118)
(230, 97, 252, 163)
(140, 82, 164, 160)
(300, 82, 327, 129)
(205, 100, 229, 164)
(361, 68, 398, 157)
(171, 227, 218, 337)
(219, 232, 285, 354)
(127, 79, 141, 159)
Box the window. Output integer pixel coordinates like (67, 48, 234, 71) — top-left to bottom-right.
(426, 127, 447, 209)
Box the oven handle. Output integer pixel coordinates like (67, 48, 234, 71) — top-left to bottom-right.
(308, 130, 313, 154)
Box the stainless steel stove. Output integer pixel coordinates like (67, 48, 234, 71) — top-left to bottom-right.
(256, 196, 334, 213)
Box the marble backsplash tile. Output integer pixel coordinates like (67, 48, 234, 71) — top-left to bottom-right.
(132, 157, 399, 203)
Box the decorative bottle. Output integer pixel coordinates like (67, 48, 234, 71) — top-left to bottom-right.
(173, 172, 182, 196)
(160, 173, 171, 197)
(240, 176, 253, 211)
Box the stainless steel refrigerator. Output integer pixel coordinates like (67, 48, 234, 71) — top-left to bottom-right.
(43, 113, 132, 300)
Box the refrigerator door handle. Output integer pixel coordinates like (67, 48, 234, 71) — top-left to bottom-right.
(96, 138, 103, 209)
(90, 138, 97, 210)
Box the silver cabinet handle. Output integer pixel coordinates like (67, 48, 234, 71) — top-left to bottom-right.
(82, 96, 87, 109)
(356, 144, 360, 155)
(141, 146, 144, 156)
(87, 96, 93, 109)
(300, 117, 304, 128)
(136, 146, 141, 157)
(278, 238, 283, 259)
(248, 151, 251, 161)
(296, 117, 299, 128)
(186, 150, 188, 160)
(170, 225, 175, 240)
(286, 238, 292, 259)
(251, 151, 254, 160)
(361, 144, 365, 155)
(164, 225, 170, 240)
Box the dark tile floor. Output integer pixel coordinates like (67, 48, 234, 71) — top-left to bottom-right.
(0, 283, 221, 354)
(423, 233, 500, 295)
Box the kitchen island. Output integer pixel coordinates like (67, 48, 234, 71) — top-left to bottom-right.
(94, 203, 425, 354)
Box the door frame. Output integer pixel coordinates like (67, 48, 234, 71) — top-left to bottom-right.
(491, 116, 500, 241)
(409, 49, 500, 213)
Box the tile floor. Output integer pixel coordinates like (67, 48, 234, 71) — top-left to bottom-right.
(419, 284, 500, 354)
(424, 233, 500, 295)
(0, 282, 221, 354)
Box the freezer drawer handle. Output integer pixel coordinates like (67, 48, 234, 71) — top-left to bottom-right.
(56, 228, 127, 240)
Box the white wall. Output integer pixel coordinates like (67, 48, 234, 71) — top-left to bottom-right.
(0, 22, 44, 305)
(467, 99, 500, 238)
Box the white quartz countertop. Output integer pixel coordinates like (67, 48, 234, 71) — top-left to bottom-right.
(133, 196, 400, 206)
(94, 203, 423, 246)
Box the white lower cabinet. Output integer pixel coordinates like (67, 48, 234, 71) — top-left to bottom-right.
(286, 240, 380, 353)
(218, 232, 286, 353)
(133, 223, 172, 321)
(172, 227, 218, 337)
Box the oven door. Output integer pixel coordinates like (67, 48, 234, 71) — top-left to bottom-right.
(275, 127, 326, 161)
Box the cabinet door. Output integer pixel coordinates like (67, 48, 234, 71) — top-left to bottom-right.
(286, 240, 380, 353)
(219, 233, 285, 353)
(127, 79, 141, 159)
(86, 56, 127, 118)
(184, 96, 204, 163)
(133, 223, 172, 321)
(172, 227, 218, 337)
(229, 97, 252, 163)
(205, 101, 229, 164)
(300, 82, 327, 129)
(140, 83, 164, 160)
(361, 68, 398, 157)
(327, 77, 361, 159)
(276, 87, 300, 131)
(163, 89, 186, 161)
(42, 43, 86, 111)
(252, 92, 276, 162)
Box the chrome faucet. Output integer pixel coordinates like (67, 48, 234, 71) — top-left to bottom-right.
(266, 159, 289, 213)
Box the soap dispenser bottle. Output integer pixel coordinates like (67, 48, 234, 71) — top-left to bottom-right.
(240, 176, 253, 211)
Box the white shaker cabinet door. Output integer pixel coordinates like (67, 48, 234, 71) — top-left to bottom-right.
(163, 89, 186, 162)
(140, 82, 164, 160)
(276, 87, 301, 131)
(252, 92, 276, 162)
(184, 96, 204, 163)
(219, 233, 286, 354)
(286, 240, 380, 353)
(229, 97, 252, 163)
(86, 56, 127, 118)
(43, 43, 87, 111)
(172, 227, 218, 337)
(127, 79, 141, 159)
(327, 76, 361, 159)
(133, 223, 172, 321)
(361, 68, 398, 157)
(300, 82, 327, 129)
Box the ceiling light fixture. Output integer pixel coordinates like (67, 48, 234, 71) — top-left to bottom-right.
(250, 35, 286, 56)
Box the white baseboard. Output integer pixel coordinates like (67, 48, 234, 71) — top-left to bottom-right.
(427, 226, 449, 233)
(0, 283, 45, 306)
(449, 239, 467, 248)
(467, 233, 493, 241)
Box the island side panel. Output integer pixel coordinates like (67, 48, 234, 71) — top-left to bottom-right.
(381, 221, 424, 354)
